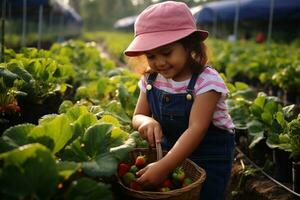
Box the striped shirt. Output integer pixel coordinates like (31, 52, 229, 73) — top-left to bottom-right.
(138, 67, 235, 132)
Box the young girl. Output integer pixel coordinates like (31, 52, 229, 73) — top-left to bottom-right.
(124, 1, 235, 199)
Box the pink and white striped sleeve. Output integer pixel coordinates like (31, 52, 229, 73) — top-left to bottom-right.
(195, 68, 229, 96)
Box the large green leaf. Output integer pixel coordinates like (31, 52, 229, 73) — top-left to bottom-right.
(110, 137, 135, 161)
(253, 93, 266, 108)
(0, 143, 59, 199)
(7, 62, 33, 82)
(1, 124, 35, 152)
(249, 131, 265, 149)
(247, 120, 265, 149)
(261, 111, 273, 125)
(0, 67, 18, 87)
(104, 100, 131, 124)
(29, 114, 73, 153)
(110, 127, 129, 147)
(72, 112, 98, 140)
(66, 105, 89, 121)
(56, 161, 81, 180)
(59, 139, 89, 162)
(82, 153, 118, 177)
(264, 101, 278, 114)
(67, 177, 113, 200)
(82, 123, 113, 158)
(266, 134, 291, 151)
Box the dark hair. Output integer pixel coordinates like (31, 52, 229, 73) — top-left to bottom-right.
(142, 32, 208, 75)
(177, 32, 208, 73)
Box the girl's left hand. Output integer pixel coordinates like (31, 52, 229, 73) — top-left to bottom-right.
(136, 161, 169, 189)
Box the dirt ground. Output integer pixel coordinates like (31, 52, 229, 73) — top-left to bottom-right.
(226, 151, 299, 200)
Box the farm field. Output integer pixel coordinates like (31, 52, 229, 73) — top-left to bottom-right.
(1, 0, 300, 199)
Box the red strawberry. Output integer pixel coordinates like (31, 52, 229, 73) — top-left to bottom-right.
(118, 163, 130, 177)
(135, 155, 146, 168)
(129, 181, 143, 191)
(162, 179, 172, 188)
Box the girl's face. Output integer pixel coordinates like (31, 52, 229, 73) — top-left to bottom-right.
(145, 42, 191, 81)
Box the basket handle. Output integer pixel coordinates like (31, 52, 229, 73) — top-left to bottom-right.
(155, 142, 163, 160)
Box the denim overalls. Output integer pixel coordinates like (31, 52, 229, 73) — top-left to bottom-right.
(146, 72, 235, 200)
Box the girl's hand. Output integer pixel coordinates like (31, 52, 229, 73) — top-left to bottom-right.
(138, 118, 163, 147)
(136, 161, 169, 189)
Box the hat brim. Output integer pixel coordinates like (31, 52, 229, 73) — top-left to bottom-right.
(124, 29, 208, 57)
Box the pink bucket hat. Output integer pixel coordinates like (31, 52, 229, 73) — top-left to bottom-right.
(124, 1, 208, 57)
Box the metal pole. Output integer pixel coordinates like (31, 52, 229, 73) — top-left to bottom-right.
(233, 0, 240, 42)
(213, 10, 218, 38)
(267, 0, 275, 44)
(38, 5, 43, 50)
(1, 0, 6, 63)
(8, 2, 11, 48)
(22, 0, 27, 47)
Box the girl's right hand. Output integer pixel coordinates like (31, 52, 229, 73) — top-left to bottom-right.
(138, 118, 163, 147)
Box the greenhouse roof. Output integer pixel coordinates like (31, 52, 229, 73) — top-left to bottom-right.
(195, 0, 300, 24)
(1, 0, 82, 24)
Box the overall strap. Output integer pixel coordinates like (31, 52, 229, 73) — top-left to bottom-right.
(186, 73, 199, 101)
(146, 72, 158, 91)
(147, 72, 158, 84)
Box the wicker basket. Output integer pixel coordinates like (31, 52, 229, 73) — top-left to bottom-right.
(117, 146, 206, 200)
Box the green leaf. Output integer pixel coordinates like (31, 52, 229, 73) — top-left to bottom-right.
(66, 105, 89, 121)
(99, 114, 120, 127)
(38, 114, 58, 124)
(110, 137, 135, 161)
(0, 143, 59, 199)
(275, 112, 287, 129)
(249, 131, 265, 149)
(266, 134, 292, 151)
(104, 100, 131, 124)
(72, 113, 98, 141)
(261, 112, 273, 125)
(83, 123, 113, 158)
(67, 177, 113, 200)
(283, 104, 295, 118)
(58, 100, 74, 114)
(250, 104, 263, 118)
(264, 101, 278, 114)
(247, 120, 264, 136)
(82, 153, 118, 177)
(29, 114, 73, 153)
(110, 127, 129, 147)
(235, 82, 249, 90)
(56, 161, 81, 180)
(254, 93, 266, 108)
(60, 139, 89, 162)
(7, 62, 33, 82)
(0, 67, 18, 87)
(1, 124, 35, 151)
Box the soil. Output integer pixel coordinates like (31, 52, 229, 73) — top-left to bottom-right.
(226, 151, 299, 200)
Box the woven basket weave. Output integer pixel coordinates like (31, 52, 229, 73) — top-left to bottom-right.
(117, 146, 206, 200)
